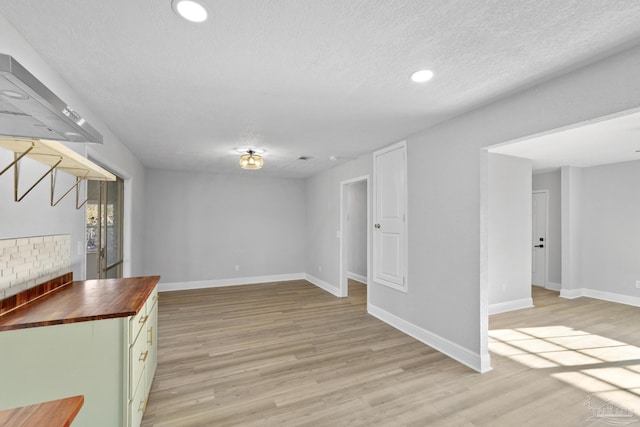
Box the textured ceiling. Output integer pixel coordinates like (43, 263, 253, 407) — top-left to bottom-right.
(490, 110, 640, 171)
(1, 1, 640, 177)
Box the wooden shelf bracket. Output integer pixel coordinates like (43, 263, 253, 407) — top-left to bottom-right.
(0, 137, 116, 208)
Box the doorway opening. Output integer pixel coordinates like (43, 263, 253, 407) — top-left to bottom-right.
(86, 175, 125, 279)
(339, 175, 370, 304)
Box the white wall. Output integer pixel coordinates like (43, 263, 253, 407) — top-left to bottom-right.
(488, 154, 532, 314)
(0, 15, 146, 278)
(579, 160, 640, 299)
(532, 170, 561, 286)
(143, 169, 306, 286)
(305, 154, 372, 293)
(347, 180, 367, 279)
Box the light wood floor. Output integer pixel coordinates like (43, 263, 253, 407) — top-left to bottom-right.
(142, 282, 640, 426)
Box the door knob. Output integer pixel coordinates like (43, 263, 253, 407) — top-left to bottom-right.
(374, 224, 381, 229)
(534, 244, 544, 248)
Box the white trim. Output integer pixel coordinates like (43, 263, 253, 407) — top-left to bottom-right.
(559, 288, 583, 299)
(583, 289, 640, 307)
(546, 281, 561, 291)
(560, 287, 640, 307)
(159, 273, 305, 292)
(368, 303, 492, 373)
(532, 189, 549, 289)
(347, 272, 367, 284)
(305, 274, 341, 297)
(339, 175, 370, 298)
(489, 298, 533, 315)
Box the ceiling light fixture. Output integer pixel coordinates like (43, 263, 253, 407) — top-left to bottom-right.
(410, 69, 434, 83)
(171, 0, 208, 23)
(0, 89, 29, 100)
(239, 150, 263, 170)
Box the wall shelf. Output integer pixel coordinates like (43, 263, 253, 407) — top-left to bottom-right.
(0, 137, 115, 207)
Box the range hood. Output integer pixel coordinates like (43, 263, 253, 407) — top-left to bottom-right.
(0, 53, 102, 144)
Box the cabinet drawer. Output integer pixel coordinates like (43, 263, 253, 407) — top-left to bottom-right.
(129, 329, 148, 399)
(129, 364, 147, 427)
(148, 286, 159, 311)
(129, 306, 148, 345)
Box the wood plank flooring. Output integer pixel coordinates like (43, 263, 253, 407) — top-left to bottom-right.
(142, 282, 640, 426)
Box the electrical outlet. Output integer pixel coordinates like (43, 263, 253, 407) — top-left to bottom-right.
(235, 265, 240, 272)
(636, 280, 640, 289)
(318, 265, 322, 273)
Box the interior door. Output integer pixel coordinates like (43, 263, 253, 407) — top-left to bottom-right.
(532, 191, 547, 287)
(86, 176, 124, 279)
(373, 141, 407, 292)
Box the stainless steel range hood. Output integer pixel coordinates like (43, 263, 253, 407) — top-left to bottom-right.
(0, 53, 102, 144)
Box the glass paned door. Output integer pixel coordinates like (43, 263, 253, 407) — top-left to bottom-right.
(86, 176, 124, 279)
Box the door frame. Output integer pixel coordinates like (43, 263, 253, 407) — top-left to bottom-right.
(339, 175, 370, 304)
(532, 189, 549, 288)
(85, 148, 133, 279)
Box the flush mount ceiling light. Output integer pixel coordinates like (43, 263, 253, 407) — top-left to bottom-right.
(171, 0, 208, 23)
(239, 150, 264, 170)
(410, 69, 434, 83)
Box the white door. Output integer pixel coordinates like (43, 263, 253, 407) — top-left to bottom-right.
(532, 191, 547, 287)
(373, 141, 407, 292)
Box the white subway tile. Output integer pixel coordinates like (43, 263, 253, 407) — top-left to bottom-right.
(3, 246, 18, 256)
(0, 239, 16, 250)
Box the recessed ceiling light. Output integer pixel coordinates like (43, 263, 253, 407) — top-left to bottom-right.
(410, 69, 434, 83)
(0, 89, 29, 100)
(172, 0, 208, 23)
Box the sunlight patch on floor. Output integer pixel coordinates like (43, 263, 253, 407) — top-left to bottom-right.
(489, 325, 640, 417)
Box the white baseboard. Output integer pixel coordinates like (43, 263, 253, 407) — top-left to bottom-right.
(546, 282, 561, 291)
(159, 273, 306, 292)
(583, 289, 640, 307)
(559, 287, 640, 307)
(368, 303, 491, 373)
(347, 272, 367, 284)
(488, 298, 533, 315)
(305, 274, 341, 297)
(560, 288, 584, 299)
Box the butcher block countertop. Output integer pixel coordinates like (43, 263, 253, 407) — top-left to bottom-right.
(0, 276, 160, 332)
(0, 395, 84, 427)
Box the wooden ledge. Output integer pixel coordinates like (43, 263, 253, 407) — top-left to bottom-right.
(0, 395, 84, 427)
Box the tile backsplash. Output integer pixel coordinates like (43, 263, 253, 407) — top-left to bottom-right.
(0, 235, 71, 299)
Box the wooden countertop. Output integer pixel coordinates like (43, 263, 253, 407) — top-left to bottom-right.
(0, 395, 84, 427)
(0, 276, 160, 332)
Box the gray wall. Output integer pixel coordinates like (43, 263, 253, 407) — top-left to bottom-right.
(532, 170, 562, 285)
(488, 154, 532, 310)
(0, 15, 146, 278)
(143, 169, 306, 284)
(305, 154, 372, 292)
(581, 160, 640, 297)
(561, 166, 583, 292)
(347, 180, 367, 279)
(367, 43, 640, 371)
